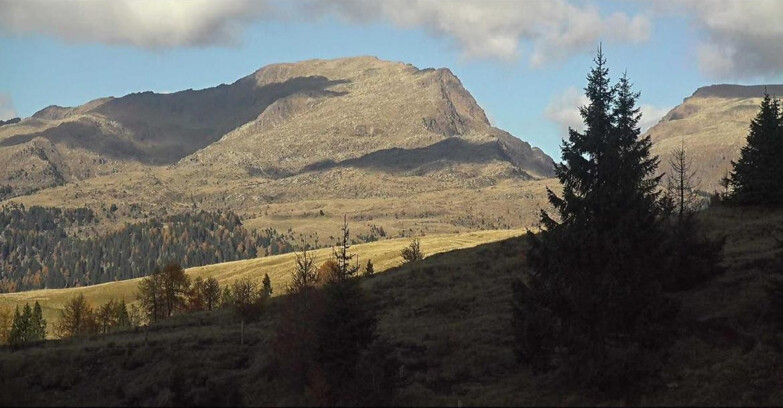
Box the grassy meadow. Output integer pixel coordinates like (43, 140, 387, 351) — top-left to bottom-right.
(0, 229, 524, 331)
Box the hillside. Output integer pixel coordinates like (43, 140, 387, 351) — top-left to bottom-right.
(648, 84, 783, 192)
(1, 205, 782, 405)
(0, 57, 554, 237)
(0, 229, 522, 327)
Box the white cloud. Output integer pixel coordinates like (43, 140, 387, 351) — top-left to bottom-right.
(545, 87, 589, 134)
(639, 104, 670, 133)
(0, 0, 268, 49)
(545, 87, 670, 136)
(0, 0, 650, 66)
(642, 0, 783, 79)
(0, 94, 17, 121)
(309, 0, 651, 66)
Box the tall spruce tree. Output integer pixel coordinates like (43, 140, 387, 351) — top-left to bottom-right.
(30, 301, 46, 340)
(727, 92, 783, 205)
(8, 306, 27, 346)
(512, 47, 677, 393)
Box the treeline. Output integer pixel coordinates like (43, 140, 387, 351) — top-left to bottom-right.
(0, 301, 47, 346)
(0, 206, 294, 292)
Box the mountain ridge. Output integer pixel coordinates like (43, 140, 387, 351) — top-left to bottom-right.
(0, 56, 556, 237)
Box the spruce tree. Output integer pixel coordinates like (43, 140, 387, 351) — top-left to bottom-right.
(333, 216, 360, 280)
(728, 92, 783, 205)
(30, 301, 46, 340)
(512, 47, 677, 393)
(365, 259, 375, 277)
(115, 299, 132, 329)
(262, 273, 273, 298)
(9, 306, 27, 346)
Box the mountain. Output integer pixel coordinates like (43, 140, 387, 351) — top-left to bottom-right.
(0, 57, 555, 237)
(648, 84, 783, 192)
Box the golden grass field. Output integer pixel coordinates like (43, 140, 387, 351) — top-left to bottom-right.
(0, 229, 524, 331)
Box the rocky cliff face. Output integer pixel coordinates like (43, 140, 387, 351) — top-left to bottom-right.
(179, 56, 553, 180)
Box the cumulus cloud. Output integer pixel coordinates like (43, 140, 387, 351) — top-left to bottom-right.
(643, 0, 783, 79)
(545, 87, 589, 134)
(638, 104, 670, 133)
(0, 0, 650, 65)
(307, 0, 651, 66)
(0, 0, 268, 48)
(0, 94, 17, 121)
(545, 87, 669, 136)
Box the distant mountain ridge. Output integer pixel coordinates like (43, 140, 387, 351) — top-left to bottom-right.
(648, 83, 783, 192)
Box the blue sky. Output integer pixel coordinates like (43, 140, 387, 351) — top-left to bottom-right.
(1, 0, 783, 159)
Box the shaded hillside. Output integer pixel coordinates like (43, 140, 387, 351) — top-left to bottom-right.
(5, 76, 348, 165)
(1, 206, 782, 405)
(648, 84, 783, 192)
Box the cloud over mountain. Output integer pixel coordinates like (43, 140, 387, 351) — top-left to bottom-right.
(0, 0, 268, 48)
(646, 0, 783, 79)
(545, 87, 669, 135)
(0, 94, 17, 121)
(0, 0, 649, 65)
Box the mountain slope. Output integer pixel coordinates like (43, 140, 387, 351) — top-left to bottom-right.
(177, 56, 553, 179)
(0, 56, 555, 236)
(648, 84, 783, 192)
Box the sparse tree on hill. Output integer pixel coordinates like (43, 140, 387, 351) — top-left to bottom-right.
(188, 277, 208, 312)
(55, 294, 97, 338)
(333, 216, 360, 281)
(262, 273, 273, 298)
(727, 92, 783, 205)
(220, 286, 235, 309)
(512, 48, 677, 393)
(663, 141, 725, 291)
(316, 219, 379, 404)
(115, 299, 131, 329)
(203, 277, 221, 310)
(400, 238, 423, 264)
(9, 305, 29, 345)
(274, 247, 323, 392)
(229, 276, 266, 322)
(96, 301, 115, 334)
(365, 259, 375, 277)
(138, 267, 166, 322)
(29, 301, 46, 341)
(667, 138, 701, 221)
(287, 248, 320, 297)
(0, 307, 12, 345)
(161, 262, 190, 318)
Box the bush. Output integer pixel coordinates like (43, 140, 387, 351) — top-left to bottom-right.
(401, 239, 423, 264)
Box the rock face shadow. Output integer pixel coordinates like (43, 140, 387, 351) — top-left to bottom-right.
(301, 137, 530, 177)
(2, 76, 350, 165)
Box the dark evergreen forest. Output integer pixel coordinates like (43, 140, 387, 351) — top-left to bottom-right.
(0, 205, 294, 292)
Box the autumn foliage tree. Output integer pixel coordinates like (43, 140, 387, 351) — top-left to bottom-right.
(55, 294, 97, 338)
(138, 262, 190, 322)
